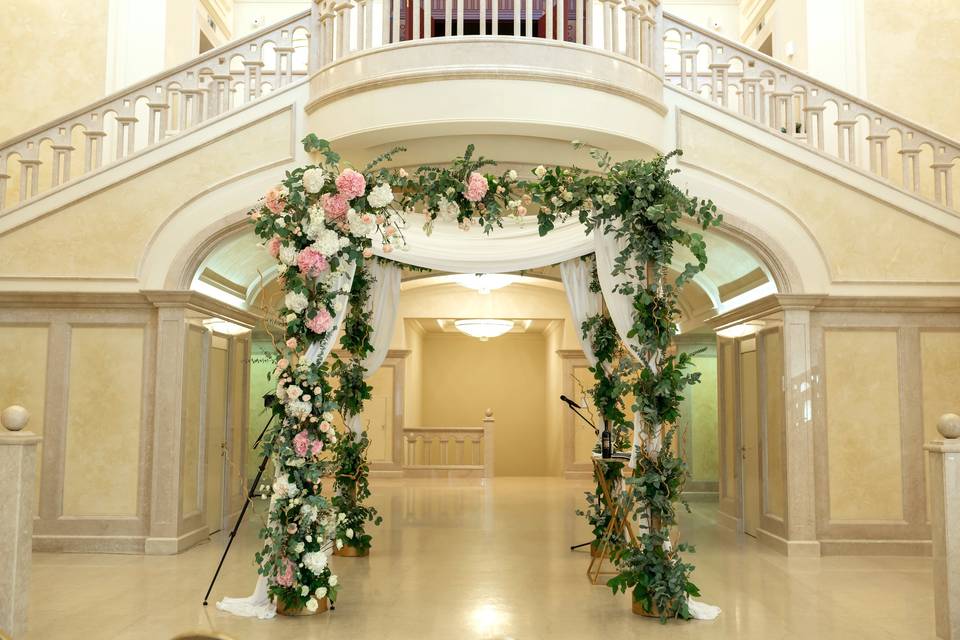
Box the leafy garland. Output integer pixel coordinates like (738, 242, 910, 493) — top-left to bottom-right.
(249, 136, 718, 616)
(331, 262, 382, 554)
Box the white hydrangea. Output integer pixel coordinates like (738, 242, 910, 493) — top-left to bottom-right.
(302, 167, 326, 194)
(300, 504, 319, 523)
(279, 245, 299, 266)
(303, 550, 328, 575)
(284, 291, 309, 314)
(329, 575, 339, 587)
(367, 182, 394, 208)
(436, 196, 460, 222)
(346, 209, 377, 238)
(272, 475, 298, 499)
(312, 228, 340, 256)
(304, 206, 326, 240)
(286, 400, 312, 420)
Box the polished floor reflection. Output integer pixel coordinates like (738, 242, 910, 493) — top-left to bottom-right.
(28, 478, 936, 639)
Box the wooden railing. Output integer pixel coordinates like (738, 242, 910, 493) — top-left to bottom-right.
(663, 13, 960, 212)
(0, 10, 312, 212)
(403, 409, 495, 477)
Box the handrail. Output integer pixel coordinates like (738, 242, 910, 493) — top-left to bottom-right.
(662, 11, 960, 211)
(0, 10, 312, 210)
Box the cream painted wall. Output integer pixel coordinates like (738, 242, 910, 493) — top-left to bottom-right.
(233, 1, 310, 37)
(0, 0, 110, 142)
(0, 326, 48, 510)
(182, 326, 205, 516)
(544, 322, 563, 476)
(688, 354, 719, 484)
(664, 0, 740, 37)
(863, 0, 960, 141)
(62, 326, 144, 517)
(421, 333, 549, 476)
(404, 321, 424, 428)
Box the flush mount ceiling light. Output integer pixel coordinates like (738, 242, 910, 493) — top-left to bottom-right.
(454, 319, 515, 341)
(451, 273, 519, 294)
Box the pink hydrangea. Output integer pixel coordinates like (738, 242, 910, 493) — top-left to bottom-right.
(464, 172, 488, 202)
(306, 308, 333, 334)
(311, 439, 323, 456)
(276, 558, 295, 587)
(265, 187, 285, 214)
(293, 430, 310, 457)
(297, 248, 329, 278)
(335, 168, 367, 200)
(322, 192, 349, 222)
(267, 236, 282, 258)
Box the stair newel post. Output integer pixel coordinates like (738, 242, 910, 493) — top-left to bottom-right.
(483, 409, 495, 478)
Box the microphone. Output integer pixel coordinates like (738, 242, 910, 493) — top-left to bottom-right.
(560, 394, 582, 409)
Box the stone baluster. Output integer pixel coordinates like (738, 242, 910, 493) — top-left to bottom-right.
(639, 6, 656, 66)
(803, 103, 826, 151)
(524, 0, 533, 40)
(544, 0, 552, 39)
(420, 435, 429, 465)
(0, 158, 9, 210)
(147, 89, 170, 145)
(83, 114, 107, 172)
(835, 118, 857, 164)
(899, 140, 922, 194)
(243, 59, 265, 101)
(405, 433, 415, 464)
(740, 76, 763, 122)
(490, 0, 498, 36)
(50, 127, 75, 188)
(679, 45, 698, 93)
(455, 435, 465, 464)
(439, 436, 449, 465)
(0, 405, 41, 639)
(209, 73, 233, 116)
(310, 0, 324, 72)
(709, 58, 730, 107)
(933, 156, 955, 209)
(514, 0, 522, 40)
(456, 0, 465, 40)
(483, 408, 494, 478)
(867, 117, 890, 178)
(622, 2, 638, 60)
(275, 46, 296, 86)
(355, 0, 369, 48)
(17, 147, 41, 202)
(925, 413, 960, 639)
(115, 115, 137, 160)
(423, 0, 432, 38)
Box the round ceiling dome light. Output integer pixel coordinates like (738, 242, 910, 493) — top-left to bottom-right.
(454, 319, 515, 341)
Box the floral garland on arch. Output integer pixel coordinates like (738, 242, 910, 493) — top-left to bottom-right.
(249, 135, 719, 617)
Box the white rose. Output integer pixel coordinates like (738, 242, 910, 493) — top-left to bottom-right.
(329, 575, 338, 587)
(295, 542, 305, 554)
(346, 528, 354, 539)
(315, 587, 328, 599)
(367, 182, 394, 208)
(301, 585, 310, 596)
(303, 550, 328, 575)
(534, 165, 546, 178)
(302, 167, 326, 194)
(279, 245, 298, 266)
(436, 196, 460, 222)
(305, 598, 318, 612)
(286, 385, 303, 400)
(336, 539, 343, 549)
(338, 512, 347, 523)
(284, 291, 309, 314)
(508, 169, 518, 181)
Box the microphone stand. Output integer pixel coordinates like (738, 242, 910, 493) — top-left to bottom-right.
(561, 397, 604, 552)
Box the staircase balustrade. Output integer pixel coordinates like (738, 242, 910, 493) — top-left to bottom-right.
(663, 13, 960, 212)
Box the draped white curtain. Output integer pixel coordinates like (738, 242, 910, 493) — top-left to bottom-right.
(559, 257, 603, 368)
(346, 259, 402, 435)
(218, 261, 358, 618)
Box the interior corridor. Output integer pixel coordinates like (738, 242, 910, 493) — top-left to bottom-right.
(26, 478, 936, 640)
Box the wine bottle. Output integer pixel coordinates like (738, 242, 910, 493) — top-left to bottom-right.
(601, 420, 612, 459)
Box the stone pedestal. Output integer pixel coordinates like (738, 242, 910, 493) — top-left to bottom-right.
(926, 414, 960, 640)
(0, 429, 41, 638)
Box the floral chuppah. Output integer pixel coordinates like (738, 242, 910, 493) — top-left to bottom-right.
(221, 135, 720, 621)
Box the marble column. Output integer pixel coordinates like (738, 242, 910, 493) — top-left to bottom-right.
(0, 406, 41, 639)
(926, 413, 960, 640)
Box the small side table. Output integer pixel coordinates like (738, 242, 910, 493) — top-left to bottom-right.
(587, 455, 639, 585)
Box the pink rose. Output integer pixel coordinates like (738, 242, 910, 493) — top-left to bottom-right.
(310, 439, 323, 456)
(285, 338, 297, 350)
(277, 358, 289, 369)
(287, 523, 298, 535)
(251, 210, 262, 221)
(293, 430, 309, 457)
(362, 247, 374, 258)
(276, 558, 295, 587)
(265, 187, 285, 214)
(297, 247, 329, 278)
(516, 205, 527, 217)
(322, 193, 349, 222)
(319, 421, 331, 432)
(335, 168, 367, 200)
(464, 172, 488, 202)
(306, 308, 333, 334)
(268, 236, 282, 258)
(382, 243, 393, 254)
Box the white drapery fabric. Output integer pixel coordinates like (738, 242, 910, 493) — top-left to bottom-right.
(373, 214, 593, 273)
(218, 261, 358, 618)
(346, 259, 402, 435)
(559, 257, 603, 368)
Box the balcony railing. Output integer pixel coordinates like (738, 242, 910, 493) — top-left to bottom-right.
(0, 10, 312, 212)
(663, 13, 960, 212)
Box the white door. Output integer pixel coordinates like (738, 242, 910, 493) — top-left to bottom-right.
(205, 343, 229, 535)
(739, 342, 761, 538)
(363, 366, 394, 463)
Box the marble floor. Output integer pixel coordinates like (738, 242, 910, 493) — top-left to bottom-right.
(27, 478, 936, 639)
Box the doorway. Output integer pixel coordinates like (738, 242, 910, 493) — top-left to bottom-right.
(738, 338, 761, 538)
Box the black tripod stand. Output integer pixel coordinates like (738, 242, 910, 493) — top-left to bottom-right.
(202, 412, 276, 606)
(560, 395, 603, 552)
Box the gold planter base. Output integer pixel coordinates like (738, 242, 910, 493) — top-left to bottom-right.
(276, 596, 329, 616)
(334, 544, 369, 557)
(631, 598, 661, 618)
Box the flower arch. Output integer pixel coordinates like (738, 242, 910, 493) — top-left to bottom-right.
(248, 135, 720, 619)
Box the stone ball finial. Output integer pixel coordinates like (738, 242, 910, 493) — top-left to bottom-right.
(937, 413, 960, 439)
(1, 405, 30, 432)
(484, 408, 493, 418)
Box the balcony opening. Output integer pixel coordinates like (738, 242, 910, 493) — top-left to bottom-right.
(401, 0, 587, 42)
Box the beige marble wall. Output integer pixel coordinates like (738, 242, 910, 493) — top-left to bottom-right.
(181, 326, 205, 518)
(62, 326, 145, 517)
(761, 329, 786, 521)
(718, 338, 739, 523)
(824, 330, 904, 521)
